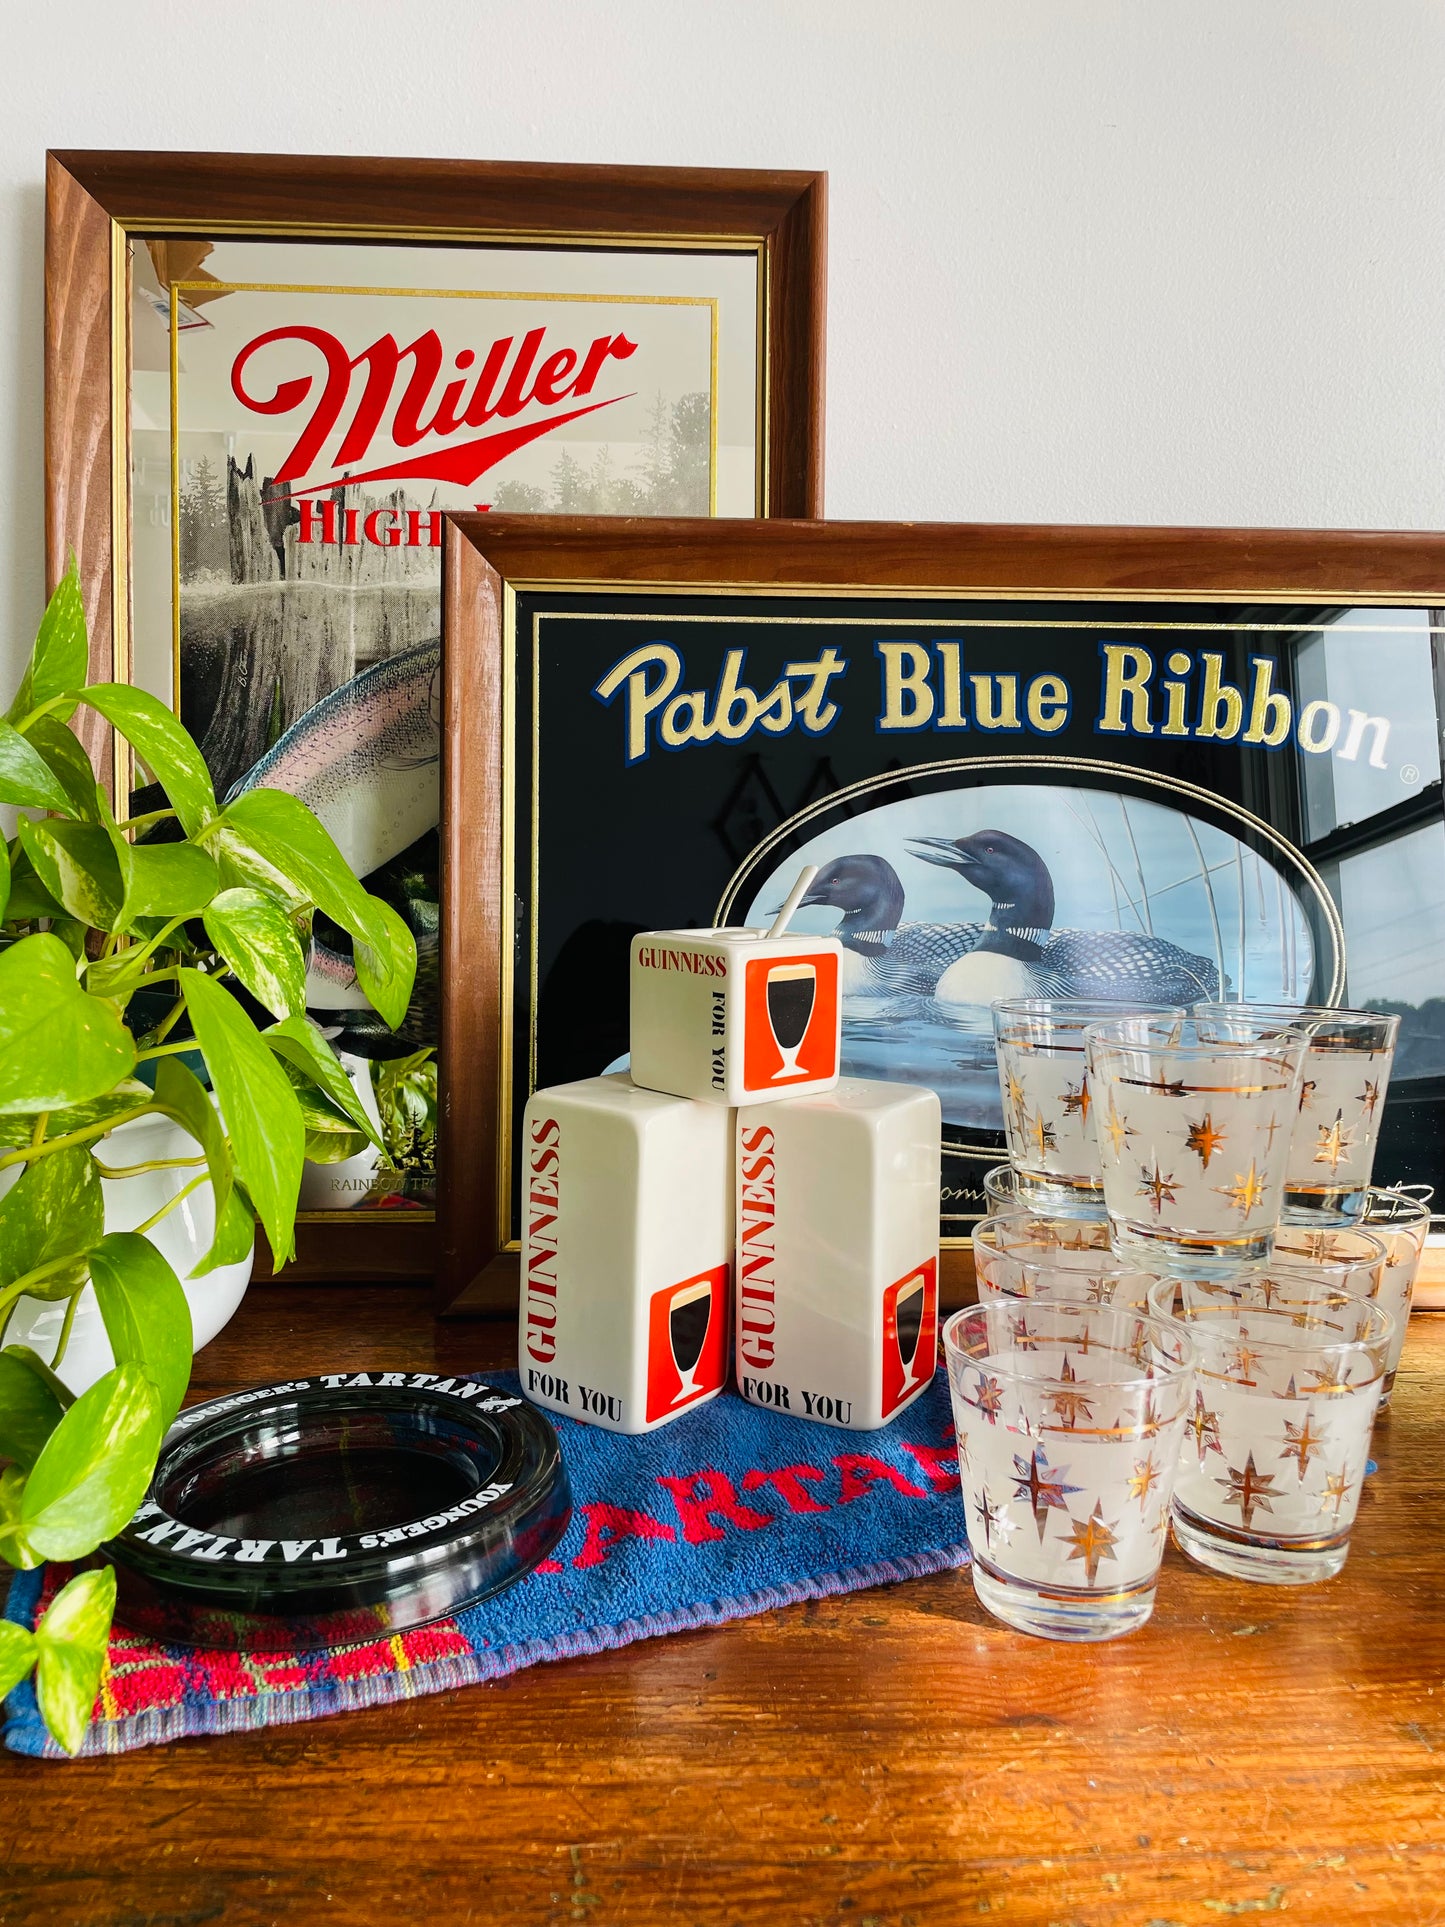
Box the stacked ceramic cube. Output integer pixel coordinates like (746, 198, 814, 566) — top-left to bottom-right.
(520, 926, 941, 1435)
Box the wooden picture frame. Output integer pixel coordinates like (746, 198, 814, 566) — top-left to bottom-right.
(438, 515, 1445, 1314)
(44, 149, 827, 1284)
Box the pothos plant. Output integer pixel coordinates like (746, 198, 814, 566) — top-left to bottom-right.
(0, 566, 417, 1751)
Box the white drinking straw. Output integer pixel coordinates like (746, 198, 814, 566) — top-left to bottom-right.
(767, 865, 820, 939)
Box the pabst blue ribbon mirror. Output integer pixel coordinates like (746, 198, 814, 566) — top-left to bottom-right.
(45, 151, 826, 1282)
(436, 518, 1445, 1312)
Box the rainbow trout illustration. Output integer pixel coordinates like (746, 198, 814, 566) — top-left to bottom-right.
(225, 638, 441, 1010)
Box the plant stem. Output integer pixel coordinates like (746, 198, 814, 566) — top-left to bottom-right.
(29, 1113, 49, 1149)
(93, 1153, 206, 1180)
(114, 808, 176, 833)
(83, 913, 192, 993)
(134, 1039, 199, 1064)
(0, 1105, 155, 1174)
(0, 1256, 86, 1320)
(50, 1290, 80, 1369)
(13, 692, 78, 733)
(150, 996, 188, 1046)
(131, 1172, 207, 1237)
(121, 966, 181, 994)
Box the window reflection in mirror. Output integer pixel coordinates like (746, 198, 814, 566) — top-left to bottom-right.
(1294, 609, 1441, 843)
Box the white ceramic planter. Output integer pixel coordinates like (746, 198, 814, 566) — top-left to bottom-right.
(1, 1111, 254, 1397)
(296, 1050, 387, 1212)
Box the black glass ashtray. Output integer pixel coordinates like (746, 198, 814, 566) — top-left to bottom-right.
(101, 1373, 570, 1650)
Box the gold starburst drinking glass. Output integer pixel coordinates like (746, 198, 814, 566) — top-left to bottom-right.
(991, 999, 1186, 1219)
(972, 1213, 1157, 1308)
(1145, 1279, 1392, 1584)
(1194, 1004, 1399, 1224)
(983, 1162, 1025, 1214)
(942, 1301, 1195, 1641)
(1268, 1224, 1387, 1294)
(1084, 1014, 1308, 1277)
(1236, 1220, 1417, 1406)
(1345, 1191, 1431, 1404)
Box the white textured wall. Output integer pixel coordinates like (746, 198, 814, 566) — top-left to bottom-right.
(3, 0, 1444, 690)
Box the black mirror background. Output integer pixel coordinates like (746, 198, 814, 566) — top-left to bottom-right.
(506, 592, 1444, 1242)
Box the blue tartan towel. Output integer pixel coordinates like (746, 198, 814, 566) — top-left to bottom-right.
(4, 1368, 968, 1757)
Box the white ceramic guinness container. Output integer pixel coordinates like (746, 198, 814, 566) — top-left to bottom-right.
(518, 1074, 733, 1435)
(735, 1077, 942, 1431)
(630, 927, 842, 1107)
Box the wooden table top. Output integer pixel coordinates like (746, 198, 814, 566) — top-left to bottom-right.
(3, 1283, 1443, 1927)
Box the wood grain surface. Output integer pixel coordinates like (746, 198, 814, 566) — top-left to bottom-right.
(4, 1284, 1442, 1927)
(439, 513, 1445, 599)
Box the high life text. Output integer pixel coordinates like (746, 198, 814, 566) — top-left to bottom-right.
(592, 637, 1396, 771)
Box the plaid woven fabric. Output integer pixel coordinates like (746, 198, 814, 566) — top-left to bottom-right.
(3, 1370, 968, 1758)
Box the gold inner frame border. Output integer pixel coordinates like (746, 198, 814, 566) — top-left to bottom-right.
(166, 274, 726, 697)
(109, 212, 768, 806)
(106, 216, 770, 1229)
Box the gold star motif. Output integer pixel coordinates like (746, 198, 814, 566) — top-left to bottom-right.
(1280, 1412, 1328, 1479)
(1046, 1355, 1096, 1429)
(974, 1487, 1018, 1550)
(1216, 1451, 1280, 1529)
(1148, 1072, 1188, 1097)
(1011, 1448, 1083, 1542)
(1127, 1453, 1161, 1511)
(1214, 1159, 1267, 1218)
(1298, 1076, 1317, 1113)
(1357, 1079, 1381, 1122)
(1263, 1113, 1283, 1153)
(1102, 1096, 1136, 1159)
(1227, 1342, 1262, 1383)
(1062, 1502, 1120, 1587)
(971, 1372, 1005, 1423)
(1025, 1107, 1058, 1158)
(1062, 1078, 1092, 1124)
(1004, 1067, 1027, 1120)
(1137, 1159, 1179, 1215)
(1185, 1113, 1227, 1169)
(1187, 1390, 1224, 1460)
(1312, 1111, 1356, 1174)
(1008, 1312, 1039, 1351)
(1304, 1360, 1349, 1396)
(1138, 1389, 1163, 1439)
(956, 1432, 971, 1474)
(1126, 1324, 1155, 1371)
(1321, 1464, 1354, 1519)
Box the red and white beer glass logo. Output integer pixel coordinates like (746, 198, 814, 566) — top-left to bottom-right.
(645, 1265, 730, 1423)
(741, 951, 839, 1092)
(881, 1258, 937, 1419)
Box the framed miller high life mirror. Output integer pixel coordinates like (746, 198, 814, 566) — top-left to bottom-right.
(438, 516, 1445, 1314)
(44, 150, 826, 1282)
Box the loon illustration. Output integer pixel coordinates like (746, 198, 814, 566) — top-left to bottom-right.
(226, 638, 441, 1010)
(791, 855, 985, 994)
(908, 828, 1222, 1007)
